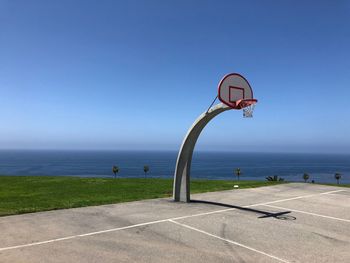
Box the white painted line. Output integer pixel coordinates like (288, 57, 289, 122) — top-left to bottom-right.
(263, 204, 350, 223)
(249, 189, 346, 207)
(172, 207, 237, 221)
(0, 219, 169, 252)
(0, 236, 77, 252)
(169, 219, 290, 263)
(0, 189, 345, 252)
(319, 189, 347, 195)
(173, 189, 346, 220)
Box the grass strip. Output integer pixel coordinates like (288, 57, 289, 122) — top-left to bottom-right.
(0, 176, 285, 216)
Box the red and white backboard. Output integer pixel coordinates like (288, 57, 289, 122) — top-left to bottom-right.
(218, 73, 254, 109)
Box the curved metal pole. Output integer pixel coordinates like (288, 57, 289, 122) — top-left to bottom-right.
(173, 103, 232, 202)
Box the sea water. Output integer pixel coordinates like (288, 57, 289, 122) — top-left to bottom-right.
(0, 150, 349, 184)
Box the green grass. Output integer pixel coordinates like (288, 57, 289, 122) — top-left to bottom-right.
(0, 176, 284, 217)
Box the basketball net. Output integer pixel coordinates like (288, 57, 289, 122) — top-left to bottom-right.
(243, 104, 255, 118)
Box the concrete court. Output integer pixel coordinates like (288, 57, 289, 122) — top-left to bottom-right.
(0, 183, 349, 263)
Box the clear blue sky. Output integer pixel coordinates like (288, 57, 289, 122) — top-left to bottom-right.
(1, 0, 349, 153)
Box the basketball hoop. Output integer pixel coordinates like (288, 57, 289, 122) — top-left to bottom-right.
(235, 99, 257, 118)
(217, 73, 258, 118)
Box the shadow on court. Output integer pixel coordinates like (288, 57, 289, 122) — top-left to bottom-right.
(191, 200, 296, 220)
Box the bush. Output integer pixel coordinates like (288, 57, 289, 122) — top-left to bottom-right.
(266, 175, 284, 182)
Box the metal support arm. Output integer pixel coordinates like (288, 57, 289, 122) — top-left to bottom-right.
(173, 103, 232, 202)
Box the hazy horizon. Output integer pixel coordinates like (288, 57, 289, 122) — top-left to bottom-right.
(1, 148, 349, 155)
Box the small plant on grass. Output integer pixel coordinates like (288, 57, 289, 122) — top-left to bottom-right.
(143, 165, 149, 178)
(303, 173, 310, 183)
(266, 175, 284, 182)
(112, 165, 119, 179)
(234, 168, 241, 181)
(335, 173, 341, 185)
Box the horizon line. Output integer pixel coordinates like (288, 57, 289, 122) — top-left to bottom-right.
(0, 148, 349, 155)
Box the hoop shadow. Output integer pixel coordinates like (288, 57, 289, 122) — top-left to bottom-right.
(191, 200, 296, 220)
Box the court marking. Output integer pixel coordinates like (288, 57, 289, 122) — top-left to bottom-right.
(169, 219, 290, 263)
(171, 189, 345, 220)
(249, 189, 346, 207)
(0, 219, 170, 252)
(263, 204, 350, 223)
(0, 189, 346, 253)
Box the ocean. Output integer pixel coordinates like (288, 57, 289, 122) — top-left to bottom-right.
(0, 150, 349, 184)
